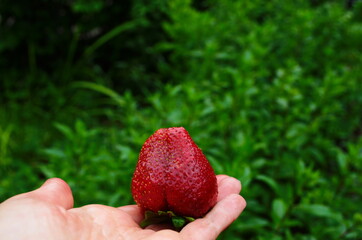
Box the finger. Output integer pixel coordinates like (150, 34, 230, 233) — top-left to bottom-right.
(216, 175, 242, 202)
(27, 178, 74, 209)
(181, 194, 246, 240)
(118, 205, 144, 224)
(216, 174, 229, 183)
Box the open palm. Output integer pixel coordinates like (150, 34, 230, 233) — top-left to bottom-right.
(0, 175, 246, 240)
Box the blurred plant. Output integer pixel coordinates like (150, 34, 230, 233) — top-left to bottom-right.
(41, 119, 137, 206)
(0, 125, 13, 166)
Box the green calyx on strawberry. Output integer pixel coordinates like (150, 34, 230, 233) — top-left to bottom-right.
(140, 210, 195, 231)
(131, 127, 218, 229)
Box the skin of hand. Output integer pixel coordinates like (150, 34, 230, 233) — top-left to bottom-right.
(0, 175, 246, 240)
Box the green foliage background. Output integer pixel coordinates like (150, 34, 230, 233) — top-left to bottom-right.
(1, 0, 362, 239)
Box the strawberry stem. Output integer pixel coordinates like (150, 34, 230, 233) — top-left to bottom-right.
(171, 216, 186, 229)
(140, 210, 195, 230)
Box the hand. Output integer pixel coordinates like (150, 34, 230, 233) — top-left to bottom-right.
(0, 175, 246, 240)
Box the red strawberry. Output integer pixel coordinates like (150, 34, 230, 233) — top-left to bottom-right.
(131, 127, 218, 228)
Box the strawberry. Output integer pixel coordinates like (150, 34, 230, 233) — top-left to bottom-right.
(131, 127, 218, 228)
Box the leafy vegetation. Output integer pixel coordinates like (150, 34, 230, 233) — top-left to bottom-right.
(1, 0, 362, 239)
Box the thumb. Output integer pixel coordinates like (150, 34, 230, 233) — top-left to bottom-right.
(27, 178, 74, 210)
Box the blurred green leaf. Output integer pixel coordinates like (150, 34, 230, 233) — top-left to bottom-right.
(43, 148, 66, 159)
(71, 0, 104, 13)
(293, 204, 342, 220)
(272, 198, 287, 223)
(54, 122, 74, 140)
(84, 21, 138, 56)
(0, 125, 13, 166)
(255, 175, 279, 194)
(73, 81, 126, 107)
